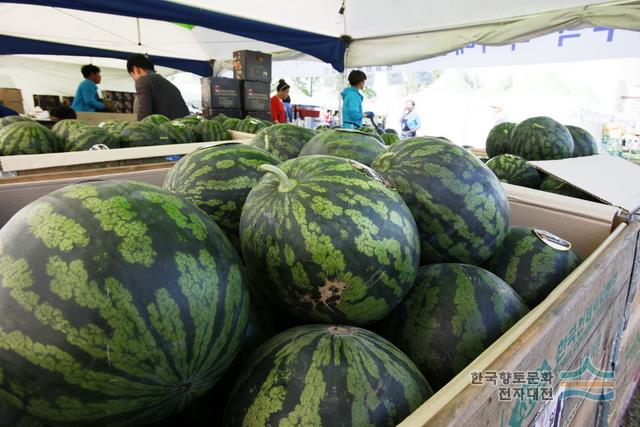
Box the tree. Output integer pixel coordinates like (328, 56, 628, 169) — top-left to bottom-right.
(293, 77, 321, 97)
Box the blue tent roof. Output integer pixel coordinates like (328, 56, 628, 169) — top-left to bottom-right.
(4, 0, 346, 71)
(0, 34, 213, 76)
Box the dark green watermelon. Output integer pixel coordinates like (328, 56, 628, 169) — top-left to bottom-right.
(178, 115, 205, 126)
(485, 122, 516, 158)
(314, 124, 332, 132)
(485, 154, 541, 188)
(372, 137, 510, 265)
(120, 122, 170, 147)
(142, 114, 171, 126)
(379, 263, 529, 390)
(163, 143, 280, 248)
(238, 117, 268, 134)
(0, 115, 32, 129)
(382, 132, 400, 145)
(195, 120, 230, 142)
(65, 126, 119, 151)
(300, 129, 387, 166)
(0, 121, 56, 155)
(211, 114, 228, 123)
(250, 123, 317, 161)
(98, 119, 130, 138)
(223, 118, 242, 131)
(0, 398, 42, 427)
(160, 121, 196, 144)
(358, 125, 385, 142)
(566, 125, 599, 157)
(259, 119, 273, 128)
(224, 325, 433, 427)
(539, 175, 594, 200)
(51, 119, 88, 143)
(511, 117, 574, 160)
(385, 128, 399, 135)
(0, 180, 249, 426)
(483, 227, 581, 307)
(240, 155, 420, 325)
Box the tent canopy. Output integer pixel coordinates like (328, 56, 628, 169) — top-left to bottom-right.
(1, 0, 639, 72)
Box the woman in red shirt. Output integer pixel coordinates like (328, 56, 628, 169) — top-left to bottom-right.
(270, 79, 290, 123)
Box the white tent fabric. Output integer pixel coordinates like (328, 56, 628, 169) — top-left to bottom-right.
(1, 0, 639, 70)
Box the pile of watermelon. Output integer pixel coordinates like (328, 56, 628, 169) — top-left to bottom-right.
(0, 123, 584, 425)
(484, 116, 599, 199)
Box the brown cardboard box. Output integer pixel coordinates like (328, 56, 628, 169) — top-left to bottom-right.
(0, 88, 23, 102)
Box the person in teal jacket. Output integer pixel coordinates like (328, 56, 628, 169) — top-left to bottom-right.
(71, 64, 105, 112)
(341, 70, 367, 129)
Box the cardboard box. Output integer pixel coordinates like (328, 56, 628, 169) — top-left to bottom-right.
(0, 88, 23, 102)
(203, 108, 243, 119)
(201, 77, 241, 109)
(0, 100, 25, 114)
(244, 110, 272, 121)
(33, 94, 61, 111)
(232, 50, 272, 82)
(241, 81, 270, 112)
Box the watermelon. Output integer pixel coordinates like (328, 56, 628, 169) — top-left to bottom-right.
(223, 118, 242, 131)
(314, 124, 332, 132)
(0, 115, 32, 129)
(240, 155, 420, 325)
(163, 143, 280, 248)
(65, 126, 119, 151)
(259, 119, 273, 128)
(224, 325, 433, 426)
(142, 114, 171, 126)
(300, 129, 387, 166)
(0, 399, 42, 427)
(511, 116, 574, 160)
(237, 117, 268, 134)
(379, 263, 529, 390)
(372, 137, 510, 265)
(0, 180, 249, 426)
(211, 114, 228, 123)
(98, 119, 129, 138)
(0, 121, 56, 156)
(120, 122, 170, 147)
(357, 125, 385, 142)
(178, 115, 205, 126)
(566, 125, 599, 157)
(160, 121, 196, 144)
(485, 122, 516, 158)
(250, 124, 317, 161)
(385, 128, 399, 135)
(485, 154, 541, 188)
(195, 120, 230, 142)
(539, 175, 594, 200)
(382, 132, 401, 145)
(483, 227, 581, 307)
(51, 119, 88, 143)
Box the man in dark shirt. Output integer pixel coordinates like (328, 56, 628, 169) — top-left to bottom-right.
(126, 55, 189, 121)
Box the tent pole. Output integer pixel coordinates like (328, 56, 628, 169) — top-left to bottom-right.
(136, 18, 142, 46)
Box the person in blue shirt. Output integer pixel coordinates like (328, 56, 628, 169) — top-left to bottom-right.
(0, 103, 18, 118)
(71, 64, 106, 112)
(341, 70, 367, 129)
(400, 100, 421, 138)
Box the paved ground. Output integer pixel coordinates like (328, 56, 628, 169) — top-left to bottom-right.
(621, 387, 640, 426)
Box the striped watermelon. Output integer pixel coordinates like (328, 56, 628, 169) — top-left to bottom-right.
(372, 137, 510, 265)
(142, 114, 171, 126)
(379, 263, 529, 390)
(382, 132, 400, 145)
(485, 154, 541, 188)
(195, 120, 230, 142)
(238, 117, 268, 134)
(223, 118, 242, 131)
(0, 115, 32, 129)
(51, 119, 88, 142)
(99, 119, 130, 138)
(539, 175, 594, 200)
(485, 122, 516, 158)
(511, 117, 574, 160)
(259, 119, 273, 128)
(224, 325, 433, 426)
(483, 227, 581, 307)
(0, 180, 249, 425)
(0, 399, 41, 427)
(0, 121, 56, 155)
(240, 155, 420, 325)
(160, 121, 196, 144)
(211, 114, 228, 123)
(385, 128, 399, 135)
(300, 129, 386, 166)
(250, 124, 317, 161)
(163, 143, 280, 248)
(120, 122, 170, 147)
(566, 125, 599, 157)
(65, 126, 120, 151)
(358, 125, 385, 141)
(314, 125, 332, 132)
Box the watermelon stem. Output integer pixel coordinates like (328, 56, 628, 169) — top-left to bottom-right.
(258, 164, 295, 192)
